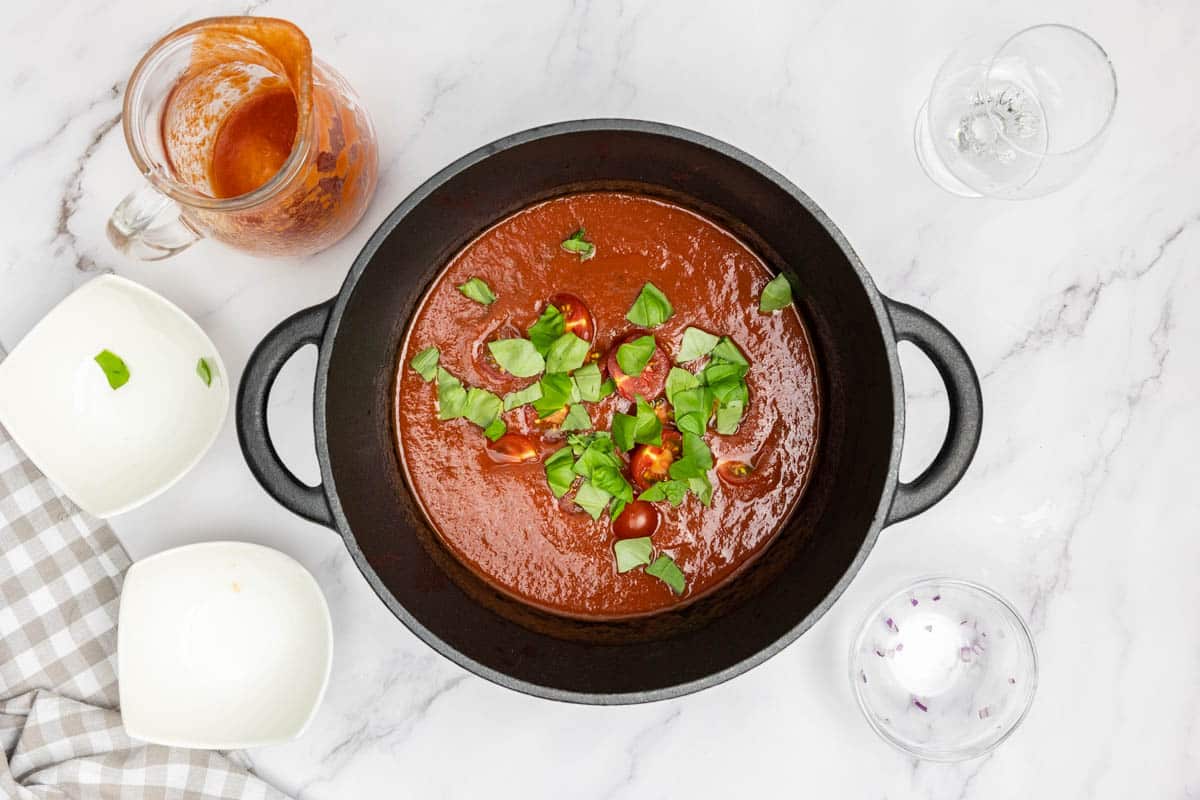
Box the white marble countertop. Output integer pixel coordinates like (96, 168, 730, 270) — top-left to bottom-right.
(4, 0, 1199, 797)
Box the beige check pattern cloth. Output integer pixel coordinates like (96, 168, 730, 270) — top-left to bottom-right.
(1, 408, 290, 798)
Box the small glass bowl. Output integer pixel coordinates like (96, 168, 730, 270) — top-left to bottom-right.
(849, 578, 1037, 761)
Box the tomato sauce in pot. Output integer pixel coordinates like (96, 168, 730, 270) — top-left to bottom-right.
(394, 192, 820, 619)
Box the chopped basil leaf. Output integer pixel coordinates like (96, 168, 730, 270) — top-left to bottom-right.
(715, 401, 745, 434)
(591, 463, 634, 502)
(573, 435, 624, 479)
(675, 411, 707, 436)
(436, 368, 468, 419)
(598, 377, 617, 398)
(616, 335, 656, 376)
(633, 395, 662, 446)
(94, 350, 129, 390)
(409, 347, 439, 382)
(569, 377, 582, 403)
(760, 273, 794, 312)
(688, 474, 714, 506)
(196, 357, 213, 387)
(574, 480, 611, 520)
(483, 417, 507, 441)
(676, 327, 719, 363)
(611, 412, 637, 452)
(528, 305, 566, 356)
(638, 479, 689, 506)
(646, 554, 686, 594)
(487, 338, 545, 378)
(700, 361, 748, 386)
(566, 431, 610, 457)
(533, 373, 573, 418)
(614, 537, 654, 572)
(561, 227, 596, 261)
(665, 366, 699, 409)
(609, 497, 627, 523)
(708, 378, 748, 405)
(572, 362, 602, 402)
(669, 432, 714, 480)
(561, 404, 592, 431)
(710, 336, 748, 366)
(464, 387, 503, 430)
(672, 386, 713, 423)
(544, 332, 590, 374)
(544, 446, 577, 498)
(503, 382, 542, 411)
(457, 277, 496, 305)
(625, 282, 674, 328)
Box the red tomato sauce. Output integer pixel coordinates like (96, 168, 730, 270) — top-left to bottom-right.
(395, 192, 821, 619)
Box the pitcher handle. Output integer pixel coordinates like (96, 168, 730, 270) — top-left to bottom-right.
(107, 181, 202, 260)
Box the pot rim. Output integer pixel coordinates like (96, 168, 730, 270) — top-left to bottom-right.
(313, 118, 905, 704)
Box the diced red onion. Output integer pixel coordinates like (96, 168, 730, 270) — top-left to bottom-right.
(913, 699, 928, 712)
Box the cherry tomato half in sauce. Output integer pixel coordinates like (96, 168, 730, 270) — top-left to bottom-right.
(716, 459, 755, 486)
(630, 430, 683, 491)
(612, 500, 661, 539)
(548, 293, 595, 343)
(606, 331, 669, 401)
(486, 433, 540, 464)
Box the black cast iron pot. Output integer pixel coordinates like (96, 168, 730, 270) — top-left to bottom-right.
(237, 119, 983, 704)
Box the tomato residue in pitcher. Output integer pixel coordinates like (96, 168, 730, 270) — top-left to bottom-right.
(209, 86, 298, 198)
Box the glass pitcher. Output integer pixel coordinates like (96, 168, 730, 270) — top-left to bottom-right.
(108, 17, 378, 260)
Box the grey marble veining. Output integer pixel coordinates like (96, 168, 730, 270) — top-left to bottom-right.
(2, 1, 1199, 797)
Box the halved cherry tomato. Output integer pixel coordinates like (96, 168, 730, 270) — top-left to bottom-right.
(612, 501, 661, 539)
(716, 459, 755, 486)
(474, 322, 523, 382)
(548, 293, 595, 343)
(519, 404, 568, 432)
(630, 430, 683, 491)
(606, 331, 669, 401)
(486, 433, 540, 464)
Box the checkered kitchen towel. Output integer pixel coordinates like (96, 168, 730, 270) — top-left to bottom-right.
(0, 363, 290, 797)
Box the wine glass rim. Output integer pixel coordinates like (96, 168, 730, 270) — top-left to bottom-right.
(983, 22, 1118, 159)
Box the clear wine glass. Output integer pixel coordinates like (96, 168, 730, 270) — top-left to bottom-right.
(914, 24, 1117, 199)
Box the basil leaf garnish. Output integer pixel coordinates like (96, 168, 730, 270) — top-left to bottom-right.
(614, 537, 654, 572)
(646, 554, 686, 594)
(503, 382, 542, 411)
(715, 400, 745, 435)
(700, 361, 748, 386)
(544, 332, 590, 374)
(591, 463, 634, 502)
(544, 446, 577, 498)
(760, 273, 794, 312)
(688, 474, 714, 506)
(574, 480, 612, 520)
(409, 347, 439, 382)
(672, 386, 712, 422)
(561, 227, 596, 261)
(611, 412, 637, 452)
(464, 387, 503, 430)
(457, 277, 496, 305)
(616, 335, 655, 376)
(676, 327, 719, 363)
(637, 479, 688, 506)
(487, 338, 544, 378)
(561, 404, 592, 431)
(675, 411, 707, 437)
(533, 373, 573, 418)
(633, 395, 662, 446)
(196, 357, 214, 387)
(598, 377, 617, 399)
(572, 362, 602, 402)
(668, 432, 714, 480)
(625, 282, 674, 328)
(665, 366, 699, 409)
(609, 497, 627, 523)
(710, 336, 748, 366)
(528, 305, 566, 356)
(483, 417, 507, 441)
(573, 435, 624, 479)
(436, 368, 468, 419)
(94, 350, 129, 390)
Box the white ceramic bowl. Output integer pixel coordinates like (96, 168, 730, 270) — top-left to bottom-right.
(0, 274, 228, 517)
(118, 542, 333, 749)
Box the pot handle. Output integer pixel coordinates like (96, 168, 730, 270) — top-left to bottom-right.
(236, 301, 335, 528)
(883, 298, 983, 525)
